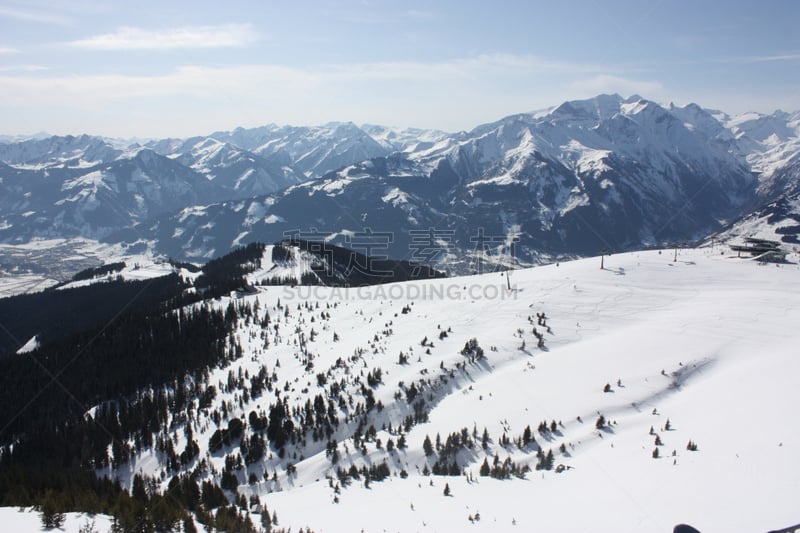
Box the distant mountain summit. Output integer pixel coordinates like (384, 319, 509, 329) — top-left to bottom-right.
(205, 121, 390, 178)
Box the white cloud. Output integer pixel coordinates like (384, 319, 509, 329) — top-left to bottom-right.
(0, 47, 20, 55)
(69, 23, 258, 50)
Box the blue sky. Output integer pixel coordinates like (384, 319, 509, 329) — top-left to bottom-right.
(1, 0, 798, 137)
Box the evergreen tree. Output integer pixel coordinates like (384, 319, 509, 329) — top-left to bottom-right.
(480, 458, 490, 477)
(260, 509, 272, 532)
(183, 516, 198, 533)
(522, 425, 533, 446)
(443, 483, 451, 496)
(39, 494, 66, 530)
(423, 435, 434, 456)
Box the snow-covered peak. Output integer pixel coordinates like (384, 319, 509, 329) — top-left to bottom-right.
(0, 134, 123, 169)
(361, 124, 453, 153)
(548, 93, 627, 122)
(668, 102, 731, 136)
(723, 110, 800, 182)
(727, 109, 798, 144)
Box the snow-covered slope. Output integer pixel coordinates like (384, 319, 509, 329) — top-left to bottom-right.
(66, 246, 796, 533)
(0, 508, 115, 533)
(710, 190, 800, 248)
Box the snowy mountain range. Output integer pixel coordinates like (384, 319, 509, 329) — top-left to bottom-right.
(2, 94, 799, 270)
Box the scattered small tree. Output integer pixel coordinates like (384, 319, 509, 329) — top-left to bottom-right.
(79, 519, 98, 533)
(595, 415, 606, 430)
(652, 447, 660, 459)
(443, 483, 451, 496)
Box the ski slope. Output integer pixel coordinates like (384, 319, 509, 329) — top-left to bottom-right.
(199, 247, 798, 531)
(246, 247, 800, 533)
(8, 246, 800, 532)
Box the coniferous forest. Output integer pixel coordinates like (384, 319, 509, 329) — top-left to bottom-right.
(0, 241, 445, 532)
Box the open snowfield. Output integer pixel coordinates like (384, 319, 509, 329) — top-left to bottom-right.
(212, 247, 799, 532)
(4, 246, 800, 532)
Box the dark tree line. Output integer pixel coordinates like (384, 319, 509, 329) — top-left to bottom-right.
(70, 261, 127, 282)
(0, 273, 187, 356)
(0, 300, 232, 465)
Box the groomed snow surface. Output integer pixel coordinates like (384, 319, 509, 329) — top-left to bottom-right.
(5, 246, 800, 532)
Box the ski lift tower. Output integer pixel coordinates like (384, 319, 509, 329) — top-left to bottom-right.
(600, 249, 609, 270)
